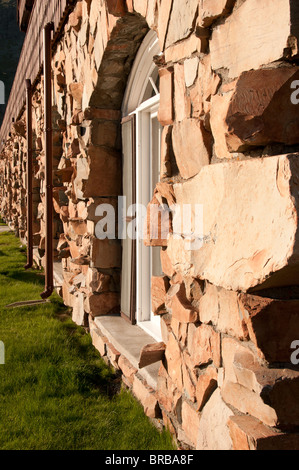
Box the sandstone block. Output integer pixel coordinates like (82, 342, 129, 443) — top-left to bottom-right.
(213, 67, 299, 154)
(144, 194, 172, 247)
(195, 366, 218, 411)
(160, 248, 176, 279)
(132, 374, 161, 419)
(118, 355, 138, 385)
(197, 389, 233, 450)
(170, 154, 299, 292)
(221, 381, 278, 428)
(69, 82, 84, 108)
(198, 0, 236, 27)
(157, 68, 174, 126)
(91, 328, 109, 356)
(82, 147, 122, 198)
(164, 34, 204, 63)
(138, 342, 166, 369)
(240, 292, 299, 363)
(174, 63, 191, 122)
(157, 0, 172, 50)
(172, 118, 212, 180)
(72, 292, 86, 326)
(182, 363, 196, 402)
(199, 282, 249, 340)
(85, 292, 120, 317)
(160, 313, 172, 345)
(90, 119, 119, 148)
(165, 334, 183, 391)
(210, 88, 235, 159)
(181, 400, 201, 448)
(210, 0, 299, 79)
(160, 126, 172, 179)
(107, 342, 121, 368)
(184, 57, 199, 88)
(168, 283, 199, 324)
(106, 0, 127, 16)
(228, 415, 299, 451)
(189, 324, 221, 368)
(233, 349, 299, 430)
(166, 0, 199, 48)
(91, 238, 122, 269)
(86, 267, 111, 293)
(151, 276, 170, 315)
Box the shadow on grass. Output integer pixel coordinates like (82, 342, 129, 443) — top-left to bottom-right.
(48, 296, 123, 399)
(1, 269, 45, 287)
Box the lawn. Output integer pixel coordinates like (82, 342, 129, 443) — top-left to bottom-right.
(0, 231, 175, 450)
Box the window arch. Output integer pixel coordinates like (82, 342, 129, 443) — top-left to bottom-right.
(122, 30, 161, 116)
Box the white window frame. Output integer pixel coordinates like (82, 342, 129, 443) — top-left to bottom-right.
(135, 96, 162, 341)
(122, 31, 163, 342)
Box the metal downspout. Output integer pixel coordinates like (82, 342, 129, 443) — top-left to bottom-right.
(25, 78, 33, 270)
(40, 22, 54, 300)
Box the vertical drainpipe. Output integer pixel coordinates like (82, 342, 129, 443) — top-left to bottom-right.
(40, 22, 54, 300)
(25, 78, 33, 270)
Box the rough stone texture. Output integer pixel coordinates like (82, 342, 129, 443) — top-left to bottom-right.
(168, 283, 199, 324)
(197, 389, 233, 450)
(228, 415, 299, 451)
(170, 154, 299, 292)
(198, 0, 236, 27)
(1, 0, 299, 452)
(212, 67, 299, 156)
(222, 345, 299, 430)
(132, 374, 161, 419)
(91, 328, 109, 356)
(189, 323, 221, 368)
(165, 0, 199, 48)
(172, 118, 212, 179)
(239, 293, 299, 363)
(199, 282, 249, 340)
(151, 276, 170, 315)
(138, 342, 166, 369)
(181, 400, 201, 448)
(210, 0, 299, 79)
(195, 366, 218, 411)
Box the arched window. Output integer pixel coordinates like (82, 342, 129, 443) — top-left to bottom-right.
(121, 31, 163, 341)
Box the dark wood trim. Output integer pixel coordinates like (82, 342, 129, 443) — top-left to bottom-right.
(121, 113, 137, 326)
(24, 79, 33, 270)
(130, 113, 137, 325)
(40, 23, 54, 300)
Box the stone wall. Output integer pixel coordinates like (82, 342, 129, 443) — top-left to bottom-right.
(1, 0, 299, 450)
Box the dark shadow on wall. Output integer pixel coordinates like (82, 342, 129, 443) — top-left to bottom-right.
(0, 0, 25, 126)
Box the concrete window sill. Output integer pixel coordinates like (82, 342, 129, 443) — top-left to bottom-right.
(94, 315, 161, 390)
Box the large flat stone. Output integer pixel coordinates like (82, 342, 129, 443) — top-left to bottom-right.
(169, 154, 299, 292)
(210, 67, 299, 155)
(210, 0, 299, 79)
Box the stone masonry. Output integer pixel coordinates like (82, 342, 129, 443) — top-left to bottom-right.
(1, 0, 299, 450)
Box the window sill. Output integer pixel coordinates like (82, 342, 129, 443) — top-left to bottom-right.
(94, 315, 161, 390)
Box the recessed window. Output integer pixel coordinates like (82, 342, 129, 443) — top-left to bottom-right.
(121, 31, 163, 341)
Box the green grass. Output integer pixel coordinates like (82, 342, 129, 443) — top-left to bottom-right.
(0, 231, 175, 450)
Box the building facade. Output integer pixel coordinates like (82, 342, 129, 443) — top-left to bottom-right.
(1, 0, 299, 450)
